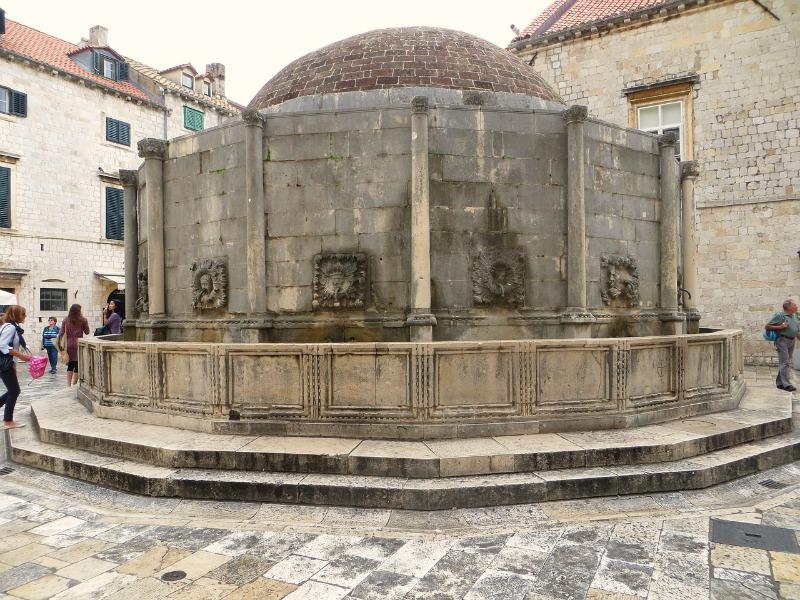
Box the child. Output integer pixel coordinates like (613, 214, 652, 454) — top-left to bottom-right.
(42, 316, 60, 374)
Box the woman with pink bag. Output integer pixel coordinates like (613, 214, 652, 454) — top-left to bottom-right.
(0, 305, 31, 429)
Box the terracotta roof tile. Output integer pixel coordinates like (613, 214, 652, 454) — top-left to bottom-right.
(0, 19, 150, 101)
(521, 0, 669, 38)
(125, 57, 240, 113)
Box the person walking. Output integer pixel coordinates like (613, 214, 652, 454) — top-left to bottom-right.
(0, 305, 32, 429)
(102, 300, 122, 335)
(42, 316, 60, 374)
(766, 299, 800, 392)
(57, 304, 89, 387)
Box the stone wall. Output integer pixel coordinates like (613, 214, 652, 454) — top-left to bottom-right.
(79, 329, 745, 439)
(143, 98, 666, 342)
(512, 0, 800, 360)
(263, 106, 412, 334)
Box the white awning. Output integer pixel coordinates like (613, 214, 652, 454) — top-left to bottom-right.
(95, 273, 125, 290)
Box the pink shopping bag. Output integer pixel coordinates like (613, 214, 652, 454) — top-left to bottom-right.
(28, 355, 48, 380)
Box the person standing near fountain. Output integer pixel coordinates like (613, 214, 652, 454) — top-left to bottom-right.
(766, 299, 800, 392)
(0, 305, 32, 429)
(57, 304, 90, 387)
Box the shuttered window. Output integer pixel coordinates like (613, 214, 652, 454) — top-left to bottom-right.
(106, 117, 130, 145)
(91, 50, 129, 82)
(105, 187, 124, 240)
(0, 86, 27, 117)
(183, 106, 204, 131)
(0, 166, 9, 229)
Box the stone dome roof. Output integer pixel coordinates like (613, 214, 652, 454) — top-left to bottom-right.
(249, 27, 563, 109)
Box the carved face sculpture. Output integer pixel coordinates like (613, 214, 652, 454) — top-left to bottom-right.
(490, 262, 512, 296)
(472, 249, 525, 307)
(313, 254, 368, 310)
(199, 272, 214, 294)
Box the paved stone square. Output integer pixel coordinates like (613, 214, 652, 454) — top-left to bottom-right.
(1, 366, 798, 599)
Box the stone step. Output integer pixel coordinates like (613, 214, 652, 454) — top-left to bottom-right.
(29, 387, 793, 478)
(10, 423, 800, 509)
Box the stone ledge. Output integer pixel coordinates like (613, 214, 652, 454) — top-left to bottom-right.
(29, 385, 791, 479)
(10, 425, 800, 510)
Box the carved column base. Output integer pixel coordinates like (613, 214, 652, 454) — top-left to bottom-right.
(685, 309, 701, 334)
(559, 309, 595, 338)
(659, 310, 685, 336)
(407, 312, 437, 342)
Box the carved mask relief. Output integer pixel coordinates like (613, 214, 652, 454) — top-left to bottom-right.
(135, 269, 149, 315)
(190, 258, 228, 310)
(312, 253, 368, 309)
(601, 254, 640, 307)
(472, 248, 525, 307)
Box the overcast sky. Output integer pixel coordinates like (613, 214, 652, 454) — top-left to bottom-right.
(4, 0, 552, 105)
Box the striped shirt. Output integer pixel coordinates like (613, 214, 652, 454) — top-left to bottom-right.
(42, 325, 59, 348)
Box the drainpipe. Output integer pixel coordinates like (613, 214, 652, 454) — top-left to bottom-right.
(160, 87, 168, 140)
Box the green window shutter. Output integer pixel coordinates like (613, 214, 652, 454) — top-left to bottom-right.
(119, 121, 130, 145)
(106, 118, 130, 146)
(183, 106, 204, 131)
(106, 117, 118, 142)
(118, 62, 130, 81)
(0, 166, 10, 229)
(92, 50, 101, 74)
(105, 187, 124, 240)
(9, 90, 26, 117)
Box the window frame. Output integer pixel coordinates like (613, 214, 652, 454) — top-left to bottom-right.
(102, 56, 116, 80)
(627, 81, 694, 161)
(182, 72, 194, 90)
(183, 106, 204, 132)
(39, 287, 68, 312)
(637, 100, 684, 161)
(203, 81, 211, 96)
(105, 117, 131, 146)
(0, 85, 27, 117)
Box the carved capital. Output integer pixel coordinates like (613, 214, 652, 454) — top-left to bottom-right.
(657, 131, 678, 148)
(680, 160, 700, 180)
(242, 108, 265, 127)
(411, 96, 429, 114)
(119, 169, 138, 187)
(137, 138, 167, 160)
(562, 104, 588, 124)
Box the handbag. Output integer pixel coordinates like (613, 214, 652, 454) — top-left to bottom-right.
(764, 329, 779, 342)
(0, 324, 14, 372)
(94, 326, 110, 336)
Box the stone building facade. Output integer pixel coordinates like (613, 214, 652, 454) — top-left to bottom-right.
(0, 15, 239, 347)
(510, 0, 799, 362)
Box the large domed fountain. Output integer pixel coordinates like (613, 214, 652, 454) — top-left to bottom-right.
(74, 26, 738, 439)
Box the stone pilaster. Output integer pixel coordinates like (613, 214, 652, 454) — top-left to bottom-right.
(561, 105, 593, 336)
(119, 169, 139, 328)
(137, 138, 167, 317)
(408, 96, 435, 342)
(658, 133, 682, 335)
(681, 160, 701, 333)
(242, 109, 268, 319)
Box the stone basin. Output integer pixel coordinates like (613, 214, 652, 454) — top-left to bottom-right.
(78, 328, 744, 440)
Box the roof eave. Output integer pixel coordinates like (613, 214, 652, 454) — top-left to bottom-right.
(509, 0, 722, 51)
(0, 47, 166, 112)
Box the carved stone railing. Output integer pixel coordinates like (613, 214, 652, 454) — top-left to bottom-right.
(78, 330, 745, 439)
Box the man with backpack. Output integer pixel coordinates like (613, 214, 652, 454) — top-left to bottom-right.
(765, 299, 800, 392)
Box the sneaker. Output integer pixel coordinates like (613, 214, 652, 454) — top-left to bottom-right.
(786, 385, 797, 392)
(50, 370, 57, 374)
(777, 384, 786, 390)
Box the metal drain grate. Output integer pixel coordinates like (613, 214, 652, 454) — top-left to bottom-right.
(710, 519, 800, 553)
(759, 479, 789, 490)
(161, 571, 187, 582)
(0, 466, 14, 476)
